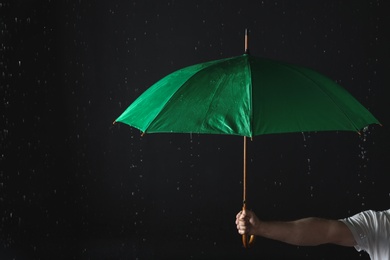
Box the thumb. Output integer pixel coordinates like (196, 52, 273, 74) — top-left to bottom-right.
(241, 209, 248, 219)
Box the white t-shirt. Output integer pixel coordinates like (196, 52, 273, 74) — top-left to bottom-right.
(340, 209, 390, 260)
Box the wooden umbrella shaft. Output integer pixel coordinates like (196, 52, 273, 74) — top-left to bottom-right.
(242, 136, 255, 248)
(242, 30, 255, 248)
(243, 136, 247, 206)
(243, 28, 249, 206)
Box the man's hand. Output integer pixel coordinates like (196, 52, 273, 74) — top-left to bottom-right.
(235, 209, 261, 236)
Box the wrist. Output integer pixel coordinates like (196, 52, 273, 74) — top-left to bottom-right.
(252, 220, 263, 236)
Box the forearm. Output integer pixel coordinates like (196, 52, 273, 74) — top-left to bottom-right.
(255, 217, 339, 246)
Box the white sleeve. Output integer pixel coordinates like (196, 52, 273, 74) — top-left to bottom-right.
(340, 210, 374, 252)
(339, 209, 390, 259)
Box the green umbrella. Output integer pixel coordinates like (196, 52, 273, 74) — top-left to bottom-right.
(116, 54, 378, 136)
(114, 31, 380, 247)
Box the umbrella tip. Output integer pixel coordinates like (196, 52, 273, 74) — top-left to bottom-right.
(244, 29, 249, 54)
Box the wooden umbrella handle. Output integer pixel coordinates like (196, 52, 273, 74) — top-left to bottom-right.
(241, 205, 256, 248)
(242, 233, 256, 248)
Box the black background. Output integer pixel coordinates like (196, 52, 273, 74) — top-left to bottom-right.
(1, 0, 389, 259)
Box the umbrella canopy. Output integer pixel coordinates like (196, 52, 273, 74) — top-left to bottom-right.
(115, 54, 379, 137)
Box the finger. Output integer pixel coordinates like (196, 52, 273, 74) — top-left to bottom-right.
(237, 224, 241, 231)
(238, 225, 247, 235)
(237, 225, 244, 234)
(235, 211, 242, 225)
(239, 211, 247, 221)
(238, 222, 248, 231)
(238, 216, 249, 227)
